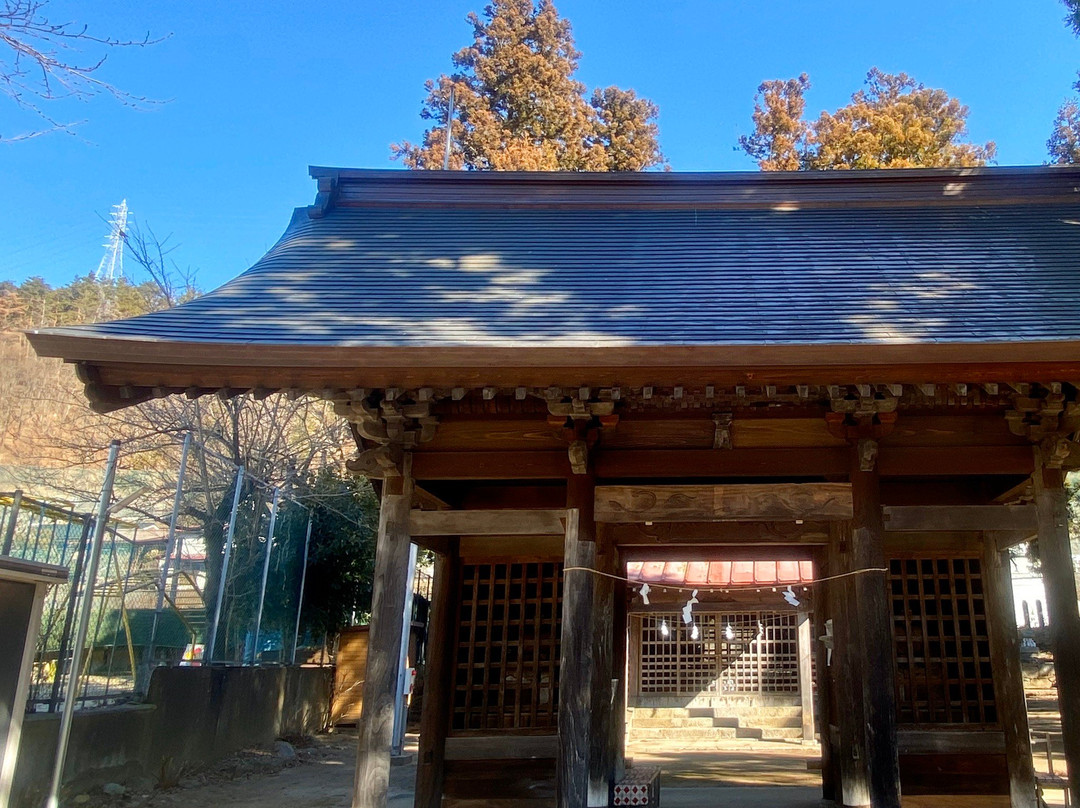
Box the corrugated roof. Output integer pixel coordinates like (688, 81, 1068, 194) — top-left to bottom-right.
(29, 166, 1080, 350)
(626, 560, 814, 588)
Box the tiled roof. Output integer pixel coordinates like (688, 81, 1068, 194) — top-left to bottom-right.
(626, 560, 814, 587)
(29, 166, 1080, 351)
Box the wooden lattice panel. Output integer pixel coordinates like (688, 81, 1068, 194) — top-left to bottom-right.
(637, 611, 799, 695)
(890, 556, 997, 725)
(451, 562, 562, 732)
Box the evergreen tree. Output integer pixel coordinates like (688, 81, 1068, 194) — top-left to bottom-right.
(738, 74, 811, 171)
(1049, 96, 1080, 165)
(739, 69, 995, 170)
(1049, 2, 1080, 164)
(393, 0, 664, 171)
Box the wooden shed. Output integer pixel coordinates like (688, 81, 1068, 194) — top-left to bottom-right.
(27, 166, 1080, 808)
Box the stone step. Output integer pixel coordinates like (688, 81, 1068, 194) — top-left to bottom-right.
(627, 726, 739, 741)
(630, 716, 719, 728)
(760, 727, 806, 741)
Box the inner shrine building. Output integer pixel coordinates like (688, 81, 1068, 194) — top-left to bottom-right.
(28, 165, 1080, 808)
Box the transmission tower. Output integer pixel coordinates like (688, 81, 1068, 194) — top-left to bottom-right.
(93, 199, 128, 281)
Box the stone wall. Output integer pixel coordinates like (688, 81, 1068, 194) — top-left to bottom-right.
(12, 665, 332, 807)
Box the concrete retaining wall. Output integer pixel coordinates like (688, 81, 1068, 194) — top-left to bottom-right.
(12, 665, 332, 808)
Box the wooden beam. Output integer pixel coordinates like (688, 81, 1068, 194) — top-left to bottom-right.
(881, 505, 1037, 533)
(622, 544, 815, 562)
(608, 521, 830, 546)
(878, 446, 1034, 476)
(981, 536, 1037, 808)
(353, 462, 414, 808)
(850, 448, 901, 807)
(797, 610, 815, 742)
(992, 530, 1036, 551)
(595, 448, 850, 477)
(1033, 461, 1080, 802)
(413, 451, 569, 480)
(409, 509, 566, 536)
(410, 446, 1035, 481)
(414, 542, 460, 808)
(595, 483, 853, 524)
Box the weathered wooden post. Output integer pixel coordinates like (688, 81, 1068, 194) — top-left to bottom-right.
(797, 609, 815, 741)
(589, 525, 617, 806)
(414, 539, 460, 808)
(353, 457, 414, 808)
(829, 522, 873, 808)
(849, 443, 901, 807)
(983, 535, 1038, 808)
(1033, 459, 1080, 802)
(559, 470, 597, 808)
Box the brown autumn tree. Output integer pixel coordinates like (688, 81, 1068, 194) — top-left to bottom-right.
(740, 68, 995, 170)
(392, 0, 664, 171)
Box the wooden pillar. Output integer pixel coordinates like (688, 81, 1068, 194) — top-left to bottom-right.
(849, 447, 901, 808)
(983, 535, 1038, 808)
(797, 609, 815, 741)
(1034, 461, 1080, 801)
(588, 526, 617, 806)
(829, 522, 872, 808)
(611, 547, 628, 783)
(559, 471, 597, 808)
(414, 540, 460, 808)
(812, 547, 836, 802)
(353, 463, 414, 808)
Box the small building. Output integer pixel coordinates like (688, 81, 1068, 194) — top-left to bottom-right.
(28, 166, 1080, 808)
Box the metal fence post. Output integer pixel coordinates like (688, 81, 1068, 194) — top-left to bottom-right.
(46, 440, 120, 808)
(48, 515, 93, 712)
(147, 431, 191, 665)
(1, 489, 23, 556)
(251, 488, 280, 664)
(290, 515, 313, 664)
(205, 466, 244, 664)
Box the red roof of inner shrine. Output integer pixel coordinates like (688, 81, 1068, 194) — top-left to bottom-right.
(626, 559, 814, 587)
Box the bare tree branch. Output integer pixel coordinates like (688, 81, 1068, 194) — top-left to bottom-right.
(0, 0, 167, 141)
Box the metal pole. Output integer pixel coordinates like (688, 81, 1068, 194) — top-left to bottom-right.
(251, 488, 280, 665)
(46, 440, 120, 808)
(391, 542, 418, 756)
(147, 432, 191, 663)
(1, 489, 22, 555)
(442, 86, 455, 170)
(290, 515, 313, 665)
(49, 516, 93, 712)
(205, 466, 244, 664)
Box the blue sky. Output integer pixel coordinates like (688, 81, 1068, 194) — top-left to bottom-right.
(2, 0, 1078, 291)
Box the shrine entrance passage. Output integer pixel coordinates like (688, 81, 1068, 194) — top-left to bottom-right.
(624, 558, 817, 750)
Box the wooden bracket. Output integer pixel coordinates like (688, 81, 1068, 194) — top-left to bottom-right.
(1006, 388, 1077, 441)
(335, 391, 438, 478)
(346, 443, 405, 477)
(712, 412, 733, 450)
(825, 410, 898, 441)
(857, 438, 879, 472)
(1040, 435, 1077, 469)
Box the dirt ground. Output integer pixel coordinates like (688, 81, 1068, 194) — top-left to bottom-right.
(66, 688, 1066, 808)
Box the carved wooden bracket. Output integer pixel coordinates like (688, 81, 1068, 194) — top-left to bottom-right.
(334, 393, 438, 477)
(1006, 386, 1078, 441)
